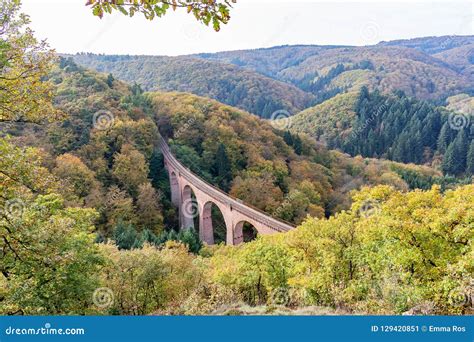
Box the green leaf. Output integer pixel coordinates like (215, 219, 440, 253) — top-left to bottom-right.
(118, 6, 128, 15)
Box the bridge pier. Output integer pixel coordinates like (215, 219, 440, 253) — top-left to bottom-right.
(169, 170, 180, 207)
(199, 202, 214, 245)
(233, 221, 245, 245)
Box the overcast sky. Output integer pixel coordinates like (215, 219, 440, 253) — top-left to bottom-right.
(22, 0, 473, 56)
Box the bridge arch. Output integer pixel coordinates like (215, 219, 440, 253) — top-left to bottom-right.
(233, 220, 259, 245)
(200, 201, 231, 245)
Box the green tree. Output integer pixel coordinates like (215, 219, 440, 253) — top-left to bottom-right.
(293, 134, 303, 155)
(176, 228, 202, 254)
(53, 153, 100, 199)
(454, 130, 469, 173)
(442, 142, 458, 175)
(213, 143, 232, 191)
(106, 72, 114, 87)
(0, 1, 104, 314)
(1, 194, 104, 314)
(437, 122, 451, 154)
(137, 182, 164, 233)
(113, 221, 143, 250)
(104, 185, 136, 231)
(466, 140, 474, 175)
(283, 131, 293, 146)
(443, 130, 469, 175)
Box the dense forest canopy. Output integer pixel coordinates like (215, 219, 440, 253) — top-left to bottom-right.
(196, 37, 474, 101)
(0, 0, 472, 316)
(291, 87, 474, 178)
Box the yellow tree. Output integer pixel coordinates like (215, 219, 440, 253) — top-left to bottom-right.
(112, 143, 149, 196)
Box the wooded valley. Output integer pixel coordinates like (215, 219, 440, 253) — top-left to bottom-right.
(1, 0, 473, 316)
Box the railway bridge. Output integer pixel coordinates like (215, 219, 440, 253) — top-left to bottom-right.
(158, 136, 294, 245)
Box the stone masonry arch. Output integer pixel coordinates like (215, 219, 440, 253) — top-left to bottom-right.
(181, 184, 197, 229)
(233, 220, 258, 245)
(199, 201, 231, 245)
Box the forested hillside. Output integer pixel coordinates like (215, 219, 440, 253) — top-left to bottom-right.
(196, 37, 474, 102)
(67, 54, 314, 118)
(148, 90, 452, 218)
(434, 44, 474, 79)
(194, 45, 342, 78)
(277, 46, 470, 102)
(10, 58, 443, 233)
(378, 36, 474, 83)
(291, 87, 474, 177)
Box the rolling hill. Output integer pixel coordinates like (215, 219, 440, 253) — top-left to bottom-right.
(276, 45, 471, 101)
(433, 43, 474, 78)
(195, 36, 474, 102)
(194, 45, 343, 78)
(7, 57, 450, 227)
(67, 54, 314, 118)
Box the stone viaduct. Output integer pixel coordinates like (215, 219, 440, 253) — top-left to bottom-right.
(158, 136, 295, 246)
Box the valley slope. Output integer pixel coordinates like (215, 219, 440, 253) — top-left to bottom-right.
(67, 54, 314, 118)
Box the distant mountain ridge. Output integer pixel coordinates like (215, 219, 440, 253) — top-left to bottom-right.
(194, 45, 346, 78)
(377, 35, 474, 54)
(67, 35, 473, 117)
(67, 53, 314, 118)
(194, 36, 473, 102)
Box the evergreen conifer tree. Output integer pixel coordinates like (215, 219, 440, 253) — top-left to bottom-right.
(213, 143, 232, 191)
(114, 221, 142, 250)
(437, 122, 450, 154)
(442, 142, 458, 175)
(283, 131, 293, 146)
(106, 73, 114, 88)
(466, 140, 474, 175)
(293, 134, 303, 155)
